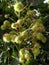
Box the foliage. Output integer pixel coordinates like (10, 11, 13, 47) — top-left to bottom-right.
(0, 0, 49, 65)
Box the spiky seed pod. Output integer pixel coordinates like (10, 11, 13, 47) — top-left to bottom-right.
(37, 33, 47, 43)
(33, 48, 40, 56)
(4, 20, 10, 26)
(31, 22, 45, 32)
(11, 34, 16, 43)
(15, 36, 23, 44)
(25, 53, 30, 61)
(4, 14, 10, 19)
(27, 10, 36, 16)
(16, 19, 24, 25)
(3, 20, 10, 29)
(1, 25, 6, 30)
(19, 48, 25, 56)
(34, 43, 41, 49)
(19, 57, 25, 63)
(14, 2, 24, 12)
(3, 33, 11, 43)
(21, 30, 28, 38)
(11, 23, 16, 29)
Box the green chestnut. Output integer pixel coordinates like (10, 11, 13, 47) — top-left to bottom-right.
(37, 33, 47, 43)
(19, 57, 24, 63)
(16, 19, 24, 25)
(33, 48, 40, 56)
(31, 22, 39, 31)
(11, 35, 16, 43)
(27, 10, 36, 16)
(11, 23, 16, 29)
(1, 20, 10, 30)
(4, 14, 10, 19)
(25, 53, 30, 61)
(4, 20, 10, 26)
(3, 33, 11, 43)
(21, 30, 28, 39)
(19, 48, 25, 56)
(31, 22, 45, 32)
(34, 43, 41, 49)
(42, 37, 47, 43)
(1, 25, 6, 30)
(15, 36, 22, 44)
(14, 2, 24, 12)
